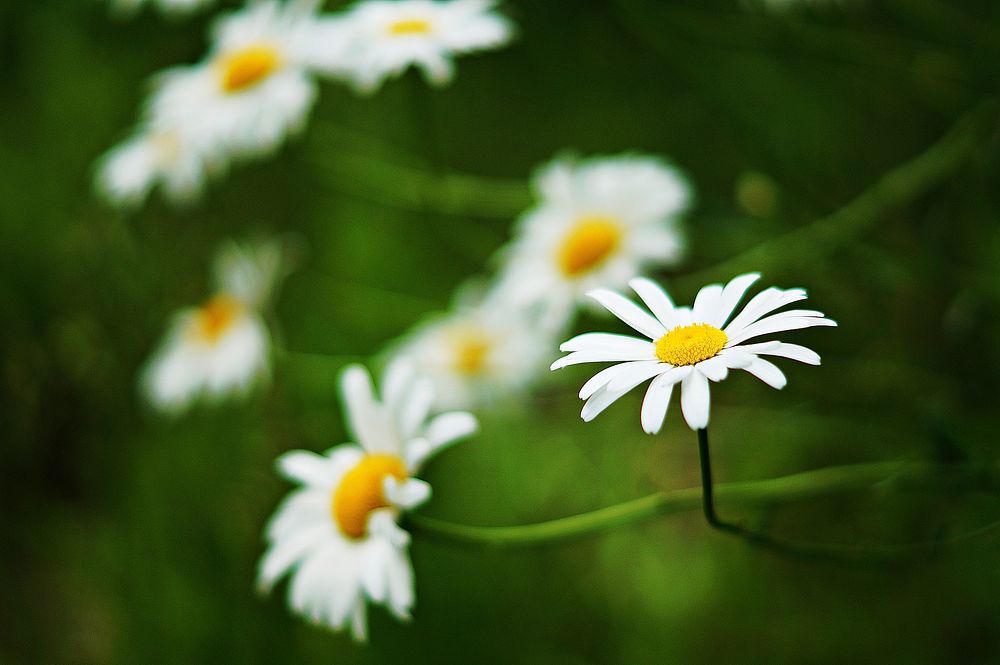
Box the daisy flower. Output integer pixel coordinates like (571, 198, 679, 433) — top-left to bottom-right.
(96, 125, 220, 208)
(142, 238, 287, 413)
(388, 287, 555, 411)
(334, 0, 514, 93)
(146, 0, 347, 160)
(550, 273, 836, 433)
(495, 154, 692, 332)
(258, 363, 478, 639)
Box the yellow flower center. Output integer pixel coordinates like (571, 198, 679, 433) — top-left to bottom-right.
(192, 295, 243, 343)
(387, 18, 432, 35)
(557, 216, 622, 277)
(331, 454, 408, 539)
(452, 335, 491, 375)
(655, 324, 728, 366)
(219, 45, 281, 93)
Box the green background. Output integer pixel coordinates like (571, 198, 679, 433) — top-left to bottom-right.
(3, 0, 1000, 663)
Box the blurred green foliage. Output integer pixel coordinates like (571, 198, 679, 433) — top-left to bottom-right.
(3, 0, 1000, 663)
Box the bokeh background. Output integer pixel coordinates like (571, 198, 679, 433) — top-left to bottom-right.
(3, 0, 1000, 663)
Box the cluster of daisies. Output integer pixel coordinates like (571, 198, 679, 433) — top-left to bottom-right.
(97, 0, 514, 207)
(118, 0, 837, 647)
(140, 140, 836, 639)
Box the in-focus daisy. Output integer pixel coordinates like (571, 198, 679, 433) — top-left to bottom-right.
(388, 288, 555, 411)
(258, 363, 477, 639)
(334, 0, 514, 93)
(147, 0, 348, 160)
(142, 238, 287, 413)
(109, 0, 215, 16)
(551, 273, 836, 432)
(96, 126, 221, 208)
(496, 154, 692, 332)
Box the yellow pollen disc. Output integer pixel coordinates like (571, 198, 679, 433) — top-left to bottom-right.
(452, 335, 491, 375)
(192, 295, 243, 343)
(655, 324, 728, 366)
(332, 454, 407, 539)
(557, 216, 622, 277)
(388, 18, 433, 35)
(219, 45, 281, 93)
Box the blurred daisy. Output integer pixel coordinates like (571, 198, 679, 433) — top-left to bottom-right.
(335, 0, 514, 93)
(96, 126, 220, 208)
(551, 273, 836, 432)
(109, 0, 215, 16)
(389, 288, 555, 411)
(142, 239, 287, 413)
(146, 0, 347, 160)
(258, 363, 477, 639)
(496, 154, 691, 332)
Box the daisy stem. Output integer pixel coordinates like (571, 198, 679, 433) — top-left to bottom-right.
(410, 459, 1000, 559)
(696, 428, 728, 531)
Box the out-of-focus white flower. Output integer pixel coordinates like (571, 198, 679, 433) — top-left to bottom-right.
(142, 239, 288, 414)
(109, 0, 215, 17)
(551, 274, 836, 432)
(389, 287, 555, 411)
(148, 0, 348, 160)
(495, 154, 691, 332)
(96, 127, 221, 208)
(334, 0, 514, 93)
(258, 363, 477, 639)
(97, 1, 351, 207)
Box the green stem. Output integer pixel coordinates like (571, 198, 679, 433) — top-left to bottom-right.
(673, 99, 997, 290)
(410, 459, 1000, 559)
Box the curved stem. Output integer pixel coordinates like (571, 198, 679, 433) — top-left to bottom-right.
(672, 99, 997, 291)
(409, 459, 999, 555)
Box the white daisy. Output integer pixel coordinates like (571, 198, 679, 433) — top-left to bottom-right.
(258, 363, 477, 639)
(495, 154, 692, 332)
(551, 273, 836, 433)
(95, 125, 220, 208)
(147, 0, 347, 160)
(388, 288, 555, 411)
(334, 0, 514, 93)
(142, 239, 286, 413)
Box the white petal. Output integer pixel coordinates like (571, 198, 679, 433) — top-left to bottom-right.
(738, 342, 821, 365)
(560, 332, 652, 354)
(382, 359, 415, 413)
(587, 289, 667, 339)
(257, 523, 328, 591)
(276, 450, 333, 487)
(691, 283, 724, 323)
(398, 376, 435, 441)
(695, 356, 729, 382)
(628, 277, 677, 329)
(640, 366, 690, 434)
(726, 315, 836, 346)
(578, 360, 659, 399)
(707, 273, 760, 328)
(550, 346, 654, 370)
(425, 411, 479, 446)
(724, 287, 807, 336)
(384, 477, 432, 510)
(606, 361, 671, 392)
(742, 356, 787, 388)
(680, 370, 711, 430)
(719, 347, 757, 368)
(340, 364, 395, 454)
(581, 384, 629, 422)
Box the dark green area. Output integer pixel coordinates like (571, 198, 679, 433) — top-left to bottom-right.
(2, 0, 1000, 663)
